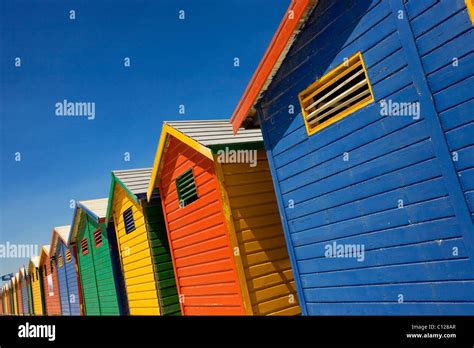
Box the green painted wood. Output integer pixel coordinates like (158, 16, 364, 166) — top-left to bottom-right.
(143, 199, 181, 316)
(85, 216, 121, 315)
(27, 281, 34, 315)
(77, 213, 101, 316)
(76, 213, 121, 315)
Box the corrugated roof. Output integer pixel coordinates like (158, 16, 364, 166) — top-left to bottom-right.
(78, 198, 108, 220)
(113, 168, 152, 196)
(42, 245, 50, 255)
(55, 225, 71, 244)
(30, 256, 39, 268)
(165, 120, 263, 146)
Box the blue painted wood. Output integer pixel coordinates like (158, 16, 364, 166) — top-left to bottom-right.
(57, 243, 70, 315)
(405, 0, 437, 19)
(304, 281, 474, 302)
(307, 303, 474, 315)
(21, 284, 29, 315)
(410, 0, 466, 38)
(56, 240, 81, 316)
(416, 10, 472, 56)
(255, 0, 474, 315)
(421, 30, 474, 74)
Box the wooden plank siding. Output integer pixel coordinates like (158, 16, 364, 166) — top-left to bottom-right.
(28, 263, 44, 315)
(56, 244, 70, 315)
(143, 199, 181, 315)
(220, 149, 301, 315)
(15, 278, 23, 315)
(112, 183, 160, 316)
(21, 281, 29, 315)
(253, 0, 474, 315)
(159, 136, 246, 315)
(76, 214, 122, 315)
(409, 0, 474, 221)
(56, 241, 81, 315)
(40, 252, 61, 315)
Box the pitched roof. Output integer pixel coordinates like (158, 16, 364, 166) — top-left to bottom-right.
(113, 168, 152, 196)
(105, 168, 153, 223)
(230, 0, 317, 132)
(165, 120, 262, 146)
(77, 198, 108, 220)
(39, 245, 50, 265)
(146, 120, 264, 200)
(29, 256, 40, 268)
(50, 225, 72, 255)
(69, 198, 108, 244)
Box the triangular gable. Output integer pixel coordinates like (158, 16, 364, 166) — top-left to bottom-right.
(39, 245, 50, 265)
(105, 168, 153, 224)
(50, 225, 72, 257)
(147, 120, 264, 200)
(69, 198, 108, 244)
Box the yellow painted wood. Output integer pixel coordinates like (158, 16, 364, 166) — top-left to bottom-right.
(111, 183, 160, 315)
(130, 307, 160, 316)
(123, 258, 153, 273)
(222, 149, 300, 316)
(467, 0, 474, 25)
(214, 159, 253, 315)
(127, 282, 157, 293)
(147, 123, 214, 201)
(28, 261, 43, 316)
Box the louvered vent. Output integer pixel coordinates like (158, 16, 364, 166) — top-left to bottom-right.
(123, 207, 136, 234)
(299, 52, 374, 135)
(93, 228, 103, 248)
(176, 169, 198, 208)
(65, 249, 72, 263)
(58, 255, 63, 268)
(81, 238, 89, 255)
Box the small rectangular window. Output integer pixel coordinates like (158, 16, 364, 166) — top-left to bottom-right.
(43, 265, 47, 276)
(58, 255, 63, 268)
(176, 169, 198, 208)
(93, 229, 103, 248)
(299, 52, 374, 136)
(65, 249, 72, 263)
(123, 207, 136, 234)
(81, 238, 89, 255)
(36, 268, 39, 281)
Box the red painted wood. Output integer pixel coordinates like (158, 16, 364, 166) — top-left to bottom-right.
(159, 136, 246, 315)
(230, 0, 314, 133)
(40, 252, 61, 316)
(16, 281, 23, 315)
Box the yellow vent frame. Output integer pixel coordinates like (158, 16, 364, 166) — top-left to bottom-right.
(58, 255, 63, 268)
(65, 249, 72, 263)
(298, 52, 374, 136)
(467, 0, 474, 25)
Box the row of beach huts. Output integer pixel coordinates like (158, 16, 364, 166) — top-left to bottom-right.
(1, 0, 474, 316)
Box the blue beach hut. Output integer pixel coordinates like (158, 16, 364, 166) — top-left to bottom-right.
(230, 0, 474, 315)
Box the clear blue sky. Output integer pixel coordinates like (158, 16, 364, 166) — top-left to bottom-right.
(0, 0, 289, 282)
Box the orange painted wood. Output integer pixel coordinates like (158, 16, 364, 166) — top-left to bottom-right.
(159, 136, 246, 316)
(40, 253, 61, 315)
